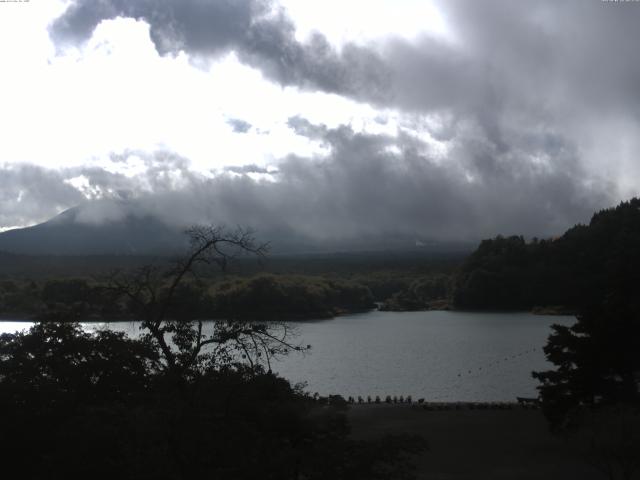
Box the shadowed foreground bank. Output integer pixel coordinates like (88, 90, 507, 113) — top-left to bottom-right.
(348, 405, 601, 480)
(0, 322, 428, 480)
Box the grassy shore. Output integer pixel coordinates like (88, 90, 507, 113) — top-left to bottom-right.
(348, 404, 602, 480)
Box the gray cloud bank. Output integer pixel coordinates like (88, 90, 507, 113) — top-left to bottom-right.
(0, 117, 611, 244)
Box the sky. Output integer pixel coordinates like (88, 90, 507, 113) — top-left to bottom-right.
(0, 0, 639, 245)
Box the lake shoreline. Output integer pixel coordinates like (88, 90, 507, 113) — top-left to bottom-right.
(0, 304, 576, 323)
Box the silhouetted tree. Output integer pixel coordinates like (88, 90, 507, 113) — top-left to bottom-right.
(0, 322, 157, 406)
(533, 295, 640, 430)
(0, 320, 425, 480)
(0, 322, 158, 479)
(107, 225, 307, 379)
(532, 288, 640, 480)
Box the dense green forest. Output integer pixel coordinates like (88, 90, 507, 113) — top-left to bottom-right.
(379, 274, 451, 311)
(453, 198, 640, 311)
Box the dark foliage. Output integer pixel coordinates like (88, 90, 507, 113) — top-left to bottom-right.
(453, 198, 640, 311)
(0, 323, 157, 479)
(0, 225, 426, 479)
(0, 322, 425, 480)
(533, 295, 640, 431)
(380, 274, 451, 311)
(210, 274, 375, 319)
(0, 274, 376, 322)
(532, 293, 640, 479)
(0, 279, 39, 315)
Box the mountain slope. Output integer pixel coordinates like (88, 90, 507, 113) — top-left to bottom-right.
(0, 206, 188, 256)
(0, 200, 477, 257)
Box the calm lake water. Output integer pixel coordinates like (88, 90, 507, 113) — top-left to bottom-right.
(0, 310, 575, 402)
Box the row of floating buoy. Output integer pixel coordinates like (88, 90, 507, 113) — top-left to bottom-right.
(347, 395, 415, 404)
(311, 393, 419, 405)
(456, 347, 540, 378)
(307, 347, 545, 408)
(311, 395, 540, 410)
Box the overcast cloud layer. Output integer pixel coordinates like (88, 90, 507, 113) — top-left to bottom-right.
(1, 0, 639, 244)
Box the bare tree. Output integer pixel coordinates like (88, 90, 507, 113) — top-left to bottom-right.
(107, 225, 308, 379)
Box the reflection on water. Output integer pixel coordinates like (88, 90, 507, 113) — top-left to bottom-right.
(0, 321, 34, 335)
(0, 310, 574, 402)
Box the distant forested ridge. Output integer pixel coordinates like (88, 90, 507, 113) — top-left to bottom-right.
(453, 198, 640, 311)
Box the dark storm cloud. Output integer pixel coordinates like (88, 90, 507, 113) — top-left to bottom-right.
(263, 118, 609, 240)
(50, 0, 259, 54)
(49, 0, 391, 101)
(13, 118, 609, 243)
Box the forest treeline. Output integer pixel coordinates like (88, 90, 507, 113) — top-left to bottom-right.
(0, 264, 462, 319)
(0, 274, 380, 321)
(0, 271, 463, 321)
(454, 198, 640, 311)
(0, 249, 463, 320)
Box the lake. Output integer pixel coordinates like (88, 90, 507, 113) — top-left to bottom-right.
(0, 310, 574, 402)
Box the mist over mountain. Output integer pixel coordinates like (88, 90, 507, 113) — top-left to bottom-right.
(0, 203, 187, 256)
(0, 199, 474, 256)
